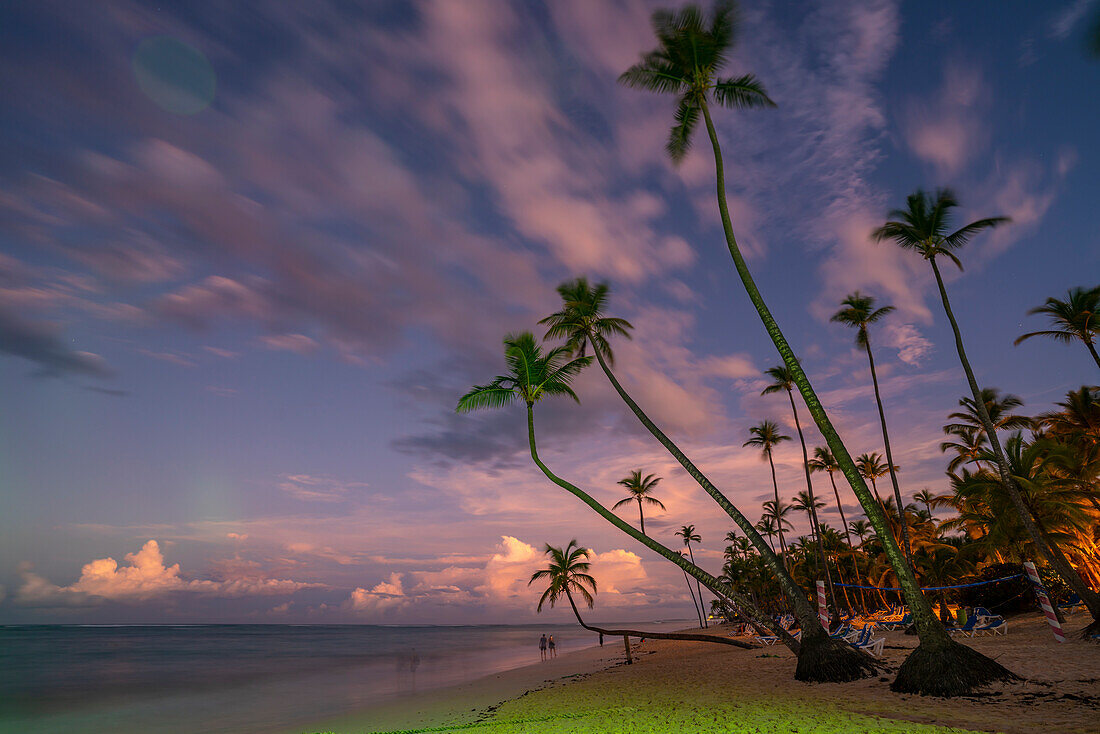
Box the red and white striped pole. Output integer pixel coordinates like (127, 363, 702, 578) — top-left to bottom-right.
(1023, 561, 1065, 643)
(816, 580, 829, 629)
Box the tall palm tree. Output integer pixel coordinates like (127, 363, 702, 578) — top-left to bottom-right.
(539, 278, 871, 678)
(755, 515, 777, 553)
(808, 447, 866, 607)
(530, 540, 754, 652)
(744, 421, 792, 561)
(831, 292, 914, 568)
(618, 3, 980, 694)
(458, 333, 794, 649)
(613, 470, 665, 535)
(874, 187, 1100, 634)
(763, 365, 839, 618)
(678, 549, 705, 628)
(1014, 286, 1100, 370)
(676, 525, 707, 627)
(848, 519, 872, 548)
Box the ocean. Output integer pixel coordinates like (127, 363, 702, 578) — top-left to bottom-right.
(0, 622, 682, 734)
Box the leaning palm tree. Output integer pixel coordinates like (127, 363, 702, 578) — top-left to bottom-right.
(676, 525, 708, 627)
(540, 278, 875, 680)
(763, 365, 839, 618)
(744, 421, 792, 561)
(530, 540, 754, 656)
(618, 2, 996, 693)
(458, 333, 793, 649)
(831, 292, 914, 568)
(874, 187, 1100, 635)
(613, 470, 665, 535)
(1014, 286, 1100, 370)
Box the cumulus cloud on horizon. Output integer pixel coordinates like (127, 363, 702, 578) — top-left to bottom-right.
(14, 540, 322, 608)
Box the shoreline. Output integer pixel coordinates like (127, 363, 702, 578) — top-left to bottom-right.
(301, 612, 1100, 734)
(299, 635, 624, 733)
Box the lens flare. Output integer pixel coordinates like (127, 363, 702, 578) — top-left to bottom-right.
(132, 36, 216, 115)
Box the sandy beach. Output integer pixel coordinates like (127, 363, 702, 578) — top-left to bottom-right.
(305, 611, 1100, 734)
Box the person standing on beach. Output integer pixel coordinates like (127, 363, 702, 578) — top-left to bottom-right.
(547, 635, 556, 658)
(539, 633, 547, 661)
(598, 632, 603, 647)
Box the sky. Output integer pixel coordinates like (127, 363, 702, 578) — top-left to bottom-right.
(0, 0, 1097, 625)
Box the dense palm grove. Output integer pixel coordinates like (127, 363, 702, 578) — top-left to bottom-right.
(458, 0, 1099, 697)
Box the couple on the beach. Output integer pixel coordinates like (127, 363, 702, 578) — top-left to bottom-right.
(538, 633, 556, 661)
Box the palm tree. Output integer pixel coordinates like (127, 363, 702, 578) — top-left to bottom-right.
(808, 447, 866, 608)
(1014, 286, 1100, 370)
(530, 540, 754, 654)
(458, 333, 793, 649)
(762, 365, 839, 618)
(744, 421, 792, 561)
(539, 278, 868, 678)
(676, 525, 708, 627)
(831, 292, 914, 568)
(618, 3, 973, 693)
(613, 470, 665, 535)
(943, 388, 1032, 439)
(913, 489, 937, 519)
(848, 519, 872, 547)
(874, 187, 1100, 634)
(1039, 386, 1100, 448)
(940, 426, 988, 473)
(678, 549, 705, 628)
(855, 452, 893, 511)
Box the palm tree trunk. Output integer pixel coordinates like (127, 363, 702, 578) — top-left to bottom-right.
(686, 543, 708, 627)
(827, 471, 867, 613)
(699, 100, 1015, 693)
(682, 565, 704, 627)
(524, 403, 799, 652)
(786, 388, 840, 622)
(563, 589, 755, 649)
(1085, 339, 1100, 371)
(637, 498, 646, 536)
(863, 337, 915, 568)
(766, 450, 788, 562)
(589, 348, 825, 637)
(929, 257, 1100, 631)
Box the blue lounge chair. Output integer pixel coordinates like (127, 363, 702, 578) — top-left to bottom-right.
(973, 618, 1008, 636)
(848, 626, 885, 657)
(947, 614, 978, 636)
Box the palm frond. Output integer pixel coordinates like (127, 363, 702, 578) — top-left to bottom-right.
(456, 382, 516, 413)
(667, 94, 700, 161)
(712, 74, 775, 109)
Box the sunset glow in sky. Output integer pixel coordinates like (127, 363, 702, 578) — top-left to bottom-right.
(1, 0, 1097, 624)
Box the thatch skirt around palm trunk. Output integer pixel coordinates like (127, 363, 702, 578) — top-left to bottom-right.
(794, 628, 883, 683)
(891, 639, 1019, 696)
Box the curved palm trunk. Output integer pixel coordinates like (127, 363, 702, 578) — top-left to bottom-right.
(524, 403, 799, 653)
(766, 450, 788, 562)
(636, 498, 646, 536)
(563, 589, 755, 649)
(686, 543, 709, 627)
(700, 100, 1015, 694)
(863, 336, 915, 568)
(590, 349, 823, 637)
(682, 565, 705, 627)
(786, 387, 840, 622)
(930, 257, 1100, 631)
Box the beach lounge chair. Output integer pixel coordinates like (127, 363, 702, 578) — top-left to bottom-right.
(1057, 594, 1083, 613)
(828, 623, 852, 640)
(880, 613, 911, 631)
(973, 618, 1007, 636)
(848, 626, 885, 657)
(947, 615, 978, 636)
(753, 634, 779, 646)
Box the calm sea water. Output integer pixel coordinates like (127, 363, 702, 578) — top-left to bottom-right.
(0, 623, 679, 734)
